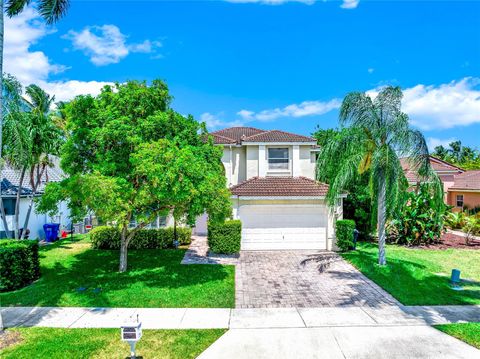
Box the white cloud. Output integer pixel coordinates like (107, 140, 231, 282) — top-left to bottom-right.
(366, 78, 480, 130)
(63, 25, 162, 66)
(200, 112, 245, 130)
(41, 80, 112, 102)
(340, 0, 359, 9)
(226, 0, 359, 8)
(238, 99, 341, 122)
(4, 8, 63, 85)
(226, 0, 314, 4)
(402, 78, 480, 130)
(426, 137, 457, 152)
(4, 7, 112, 102)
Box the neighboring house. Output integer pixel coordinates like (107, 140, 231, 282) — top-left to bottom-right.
(446, 170, 480, 211)
(196, 127, 343, 250)
(0, 158, 70, 239)
(401, 156, 480, 211)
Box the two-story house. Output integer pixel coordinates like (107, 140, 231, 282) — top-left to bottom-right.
(196, 127, 343, 251)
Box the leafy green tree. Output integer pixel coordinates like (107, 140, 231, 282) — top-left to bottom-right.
(316, 86, 442, 265)
(38, 80, 231, 272)
(433, 141, 480, 170)
(313, 128, 374, 239)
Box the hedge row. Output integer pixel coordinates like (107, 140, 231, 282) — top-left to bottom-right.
(0, 239, 40, 292)
(90, 226, 192, 250)
(335, 219, 356, 252)
(208, 220, 241, 254)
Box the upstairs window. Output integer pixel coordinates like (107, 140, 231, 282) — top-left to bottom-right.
(268, 148, 289, 170)
(456, 194, 464, 208)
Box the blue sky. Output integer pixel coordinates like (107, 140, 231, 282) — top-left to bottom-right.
(4, 0, 480, 149)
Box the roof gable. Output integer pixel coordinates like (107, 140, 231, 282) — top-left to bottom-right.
(210, 127, 316, 145)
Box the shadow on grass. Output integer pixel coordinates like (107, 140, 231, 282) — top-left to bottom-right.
(340, 245, 480, 306)
(1, 238, 234, 309)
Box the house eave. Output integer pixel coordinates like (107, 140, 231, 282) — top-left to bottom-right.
(242, 141, 317, 146)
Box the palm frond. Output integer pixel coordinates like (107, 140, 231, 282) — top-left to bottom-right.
(5, 0, 31, 17)
(38, 0, 70, 24)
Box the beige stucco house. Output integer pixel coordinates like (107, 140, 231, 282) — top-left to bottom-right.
(402, 156, 480, 211)
(195, 127, 343, 251)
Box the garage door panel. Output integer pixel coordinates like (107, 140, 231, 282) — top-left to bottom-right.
(239, 204, 327, 250)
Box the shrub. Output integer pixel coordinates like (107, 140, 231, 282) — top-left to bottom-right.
(90, 226, 192, 250)
(444, 212, 466, 229)
(388, 184, 446, 246)
(208, 220, 241, 254)
(462, 216, 480, 245)
(90, 226, 121, 249)
(335, 219, 356, 252)
(0, 239, 40, 292)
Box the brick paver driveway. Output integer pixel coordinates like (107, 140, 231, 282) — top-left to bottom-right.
(235, 251, 399, 308)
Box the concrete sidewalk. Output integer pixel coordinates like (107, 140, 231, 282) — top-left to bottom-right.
(3, 305, 480, 329)
(197, 326, 480, 359)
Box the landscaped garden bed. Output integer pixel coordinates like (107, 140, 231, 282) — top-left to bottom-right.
(341, 242, 480, 305)
(0, 235, 235, 308)
(0, 327, 225, 358)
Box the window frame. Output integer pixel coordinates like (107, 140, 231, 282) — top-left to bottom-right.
(267, 147, 290, 171)
(456, 194, 464, 208)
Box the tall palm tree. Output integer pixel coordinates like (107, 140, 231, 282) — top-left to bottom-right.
(1, 0, 69, 156)
(0, 0, 70, 334)
(317, 86, 442, 265)
(20, 84, 61, 239)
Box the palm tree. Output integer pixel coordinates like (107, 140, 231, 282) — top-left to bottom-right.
(317, 86, 442, 265)
(1, 0, 69, 155)
(0, 0, 70, 335)
(20, 84, 62, 239)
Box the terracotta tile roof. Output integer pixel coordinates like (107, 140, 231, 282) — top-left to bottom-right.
(209, 127, 316, 145)
(429, 156, 464, 172)
(401, 156, 464, 183)
(449, 171, 480, 191)
(242, 129, 315, 143)
(210, 127, 265, 144)
(230, 176, 329, 197)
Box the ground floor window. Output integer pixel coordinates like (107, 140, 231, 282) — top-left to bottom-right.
(2, 198, 16, 216)
(456, 194, 464, 208)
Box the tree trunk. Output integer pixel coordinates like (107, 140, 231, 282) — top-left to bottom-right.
(119, 225, 128, 273)
(0, 192, 10, 239)
(20, 196, 34, 240)
(20, 165, 46, 239)
(14, 168, 26, 240)
(377, 172, 387, 266)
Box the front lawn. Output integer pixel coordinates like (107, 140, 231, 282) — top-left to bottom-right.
(0, 236, 234, 308)
(0, 327, 225, 358)
(435, 323, 480, 349)
(341, 243, 480, 305)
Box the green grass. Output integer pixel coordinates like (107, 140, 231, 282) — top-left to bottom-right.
(341, 242, 480, 305)
(435, 323, 480, 349)
(0, 327, 225, 358)
(0, 236, 234, 308)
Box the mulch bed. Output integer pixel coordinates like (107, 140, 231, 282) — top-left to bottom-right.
(0, 330, 23, 350)
(417, 232, 480, 250)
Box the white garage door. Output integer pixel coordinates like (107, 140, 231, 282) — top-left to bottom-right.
(240, 205, 327, 250)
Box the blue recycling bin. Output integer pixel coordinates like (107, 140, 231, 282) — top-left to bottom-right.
(44, 223, 60, 242)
